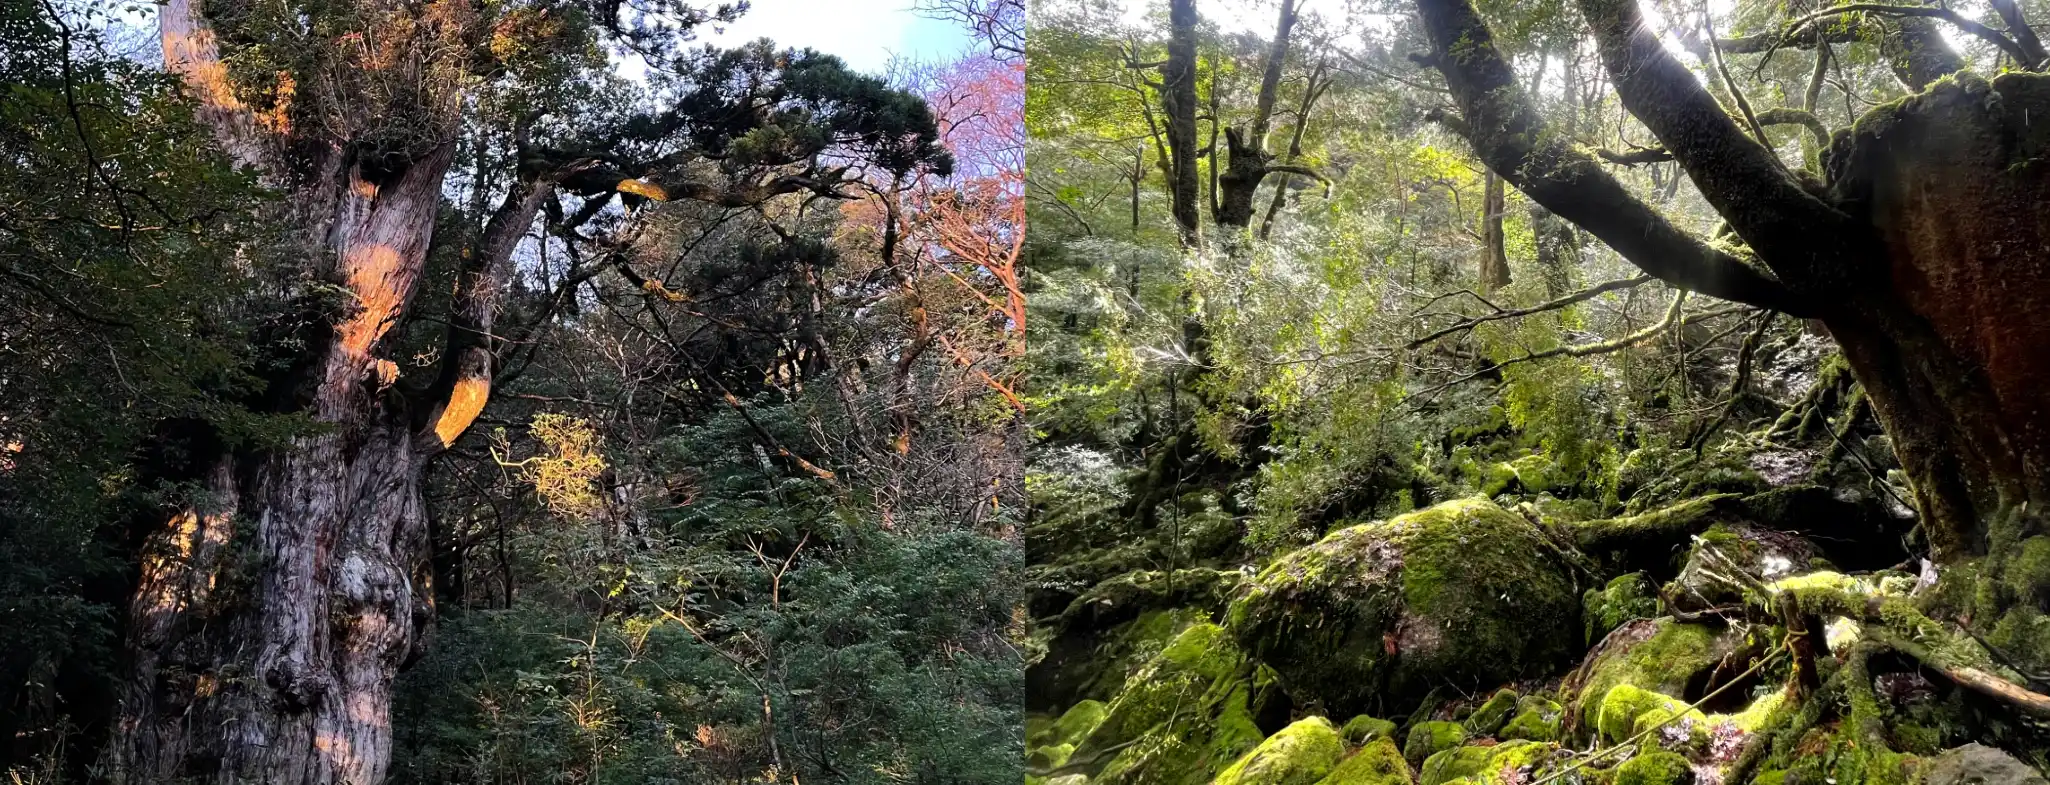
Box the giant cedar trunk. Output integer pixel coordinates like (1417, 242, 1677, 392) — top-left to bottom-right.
(113, 143, 457, 783)
(112, 5, 478, 775)
(1819, 74, 2050, 670)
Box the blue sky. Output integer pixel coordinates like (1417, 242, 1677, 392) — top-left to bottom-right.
(695, 0, 979, 73)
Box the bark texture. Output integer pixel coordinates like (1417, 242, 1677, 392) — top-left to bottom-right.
(114, 3, 499, 781)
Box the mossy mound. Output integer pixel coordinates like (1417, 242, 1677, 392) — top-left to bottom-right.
(1030, 606, 1207, 711)
(1566, 617, 1736, 739)
(1583, 573, 1660, 644)
(1215, 717, 1347, 785)
(1315, 736, 1414, 785)
(1594, 684, 1703, 747)
(1404, 720, 1468, 768)
(1465, 688, 1519, 735)
(1227, 497, 1583, 716)
(1613, 749, 1694, 785)
(1073, 622, 1283, 784)
(1340, 715, 1399, 746)
(1499, 695, 1564, 742)
(1426, 740, 1559, 785)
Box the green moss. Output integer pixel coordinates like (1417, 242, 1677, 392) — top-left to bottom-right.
(1596, 685, 1699, 746)
(1420, 745, 1496, 785)
(1507, 453, 1561, 494)
(1050, 700, 1107, 747)
(1573, 618, 1727, 736)
(1466, 688, 1519, 735)
(1499, 695, 1564, 742)
(1613, 750, 1692, 785)
(1341, 715, 1400, 746)
(1080, 622, 1282, 785)
(1215, 717, 1347, 785)
(1228, 497, 1582, 715)
(1423, 741, 1556, 785)
(1771, 727, 1917, 785)
(1404, 721, 1468, 767)
(1583, 573, 1660, 645)
(1315, 737, 1414, 785)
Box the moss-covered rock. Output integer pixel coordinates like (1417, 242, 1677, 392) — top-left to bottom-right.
(1583, 573, 1660, 644)
(1316, 737, 1414, 785)
(1341, 715, 1400, 746)
(1612, 750, 1694, 785)
(1499, 695, 1564, 742)
(1030, 606, 1206, 710)
(1921, 743, 2047, 785)
(1420, 744, 1495, 785)
(1077, 622, 1283, 785)
(1227, 498, 1583, 716)
(1465, 688, 1519, 736)
(1422, 740, 1557, 785)
(1404, 721, 1468, 768)
(1567, 617, 1735, 739)
(1595, 684, 1703, 747)
(1215, 717, 1347, 785)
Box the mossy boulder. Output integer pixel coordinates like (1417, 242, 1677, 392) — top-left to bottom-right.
(1316, 736, 1414, 785)
(1030, 606, 1205, 710)
(1583, 573, 1660, 644)
(1403, 721, 1468, 768)
(1424, 740, 1557, 785)
(1465, 688, 1519, 735)
(1921, 743, 2047, 785)
(1215, 717, 1347, 785)
(1340, 715, 1399, 746)
(1077, 622, 1283, 784)
(1613, 749, 1694, 785)
(1499, 695, 1564, 742)
(1566, 617, 1736, 739)
(1227, 498, 1583, 716)
(1420, 744, 1495, 785)
(1595, 684, 1704, 747)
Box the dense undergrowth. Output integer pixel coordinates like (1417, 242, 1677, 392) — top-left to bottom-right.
(1024, 0, 2050, 781)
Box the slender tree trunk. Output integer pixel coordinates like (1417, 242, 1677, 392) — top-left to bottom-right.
(1478, 170, 1510, 291)
(1160, 0, 1203, 247)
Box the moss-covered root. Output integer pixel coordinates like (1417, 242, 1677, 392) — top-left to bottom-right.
(1215, 717, 1347, 785)
(1404, 720, 1468, 768)
(1315, 737, 1415, 785)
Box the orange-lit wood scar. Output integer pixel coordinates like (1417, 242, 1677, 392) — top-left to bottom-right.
(432, 375, 490, 447)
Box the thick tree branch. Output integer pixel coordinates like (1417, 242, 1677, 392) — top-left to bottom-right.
(1577, 0, 1866, 292)
(1412, 0, 1815, 315)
